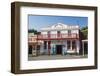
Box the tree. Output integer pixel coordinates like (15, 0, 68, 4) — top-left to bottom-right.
(80, 26, 88, 39)
(28, 29, 39, 34)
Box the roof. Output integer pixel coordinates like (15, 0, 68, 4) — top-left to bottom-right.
(40, 23, 80, 31)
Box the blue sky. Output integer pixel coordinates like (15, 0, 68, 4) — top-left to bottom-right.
(28, 15, 88, 31)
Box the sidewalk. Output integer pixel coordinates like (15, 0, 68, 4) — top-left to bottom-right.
(28, 55, 87, 61)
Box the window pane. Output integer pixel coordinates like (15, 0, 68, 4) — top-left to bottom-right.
(67, 40, 71, 50)
(72, 40, 76, 50)
(44, 41, 47, 49)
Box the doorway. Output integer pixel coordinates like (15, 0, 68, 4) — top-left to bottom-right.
(28, 45, 32, 54)
(84, 42, 88, 54)
(56, 45, 62, 54)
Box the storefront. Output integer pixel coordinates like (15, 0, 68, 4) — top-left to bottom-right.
(38, 39, 80, 55)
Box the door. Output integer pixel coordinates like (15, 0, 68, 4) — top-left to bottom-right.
(84, 42, 88, 54)
(28, 45, 32, 54)
(56, 45, 62, 54)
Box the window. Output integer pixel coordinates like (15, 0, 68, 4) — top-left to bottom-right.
(68, 30, 71, 34)
(28, 38, 32, 41)
(68, 30, 71, 37)
(48, 31, 50, 38)
(67, 40, 76, 50)
(44, 41, 47, 49)
(67, 40, 71, 50)
(72, 40, 76, 50)
(33, 45, 36, 50)
(57, 31, 60, 34)
(48, 31, 50, 34)
(57, 31, 60, 37)
(37, 45, 40, 50)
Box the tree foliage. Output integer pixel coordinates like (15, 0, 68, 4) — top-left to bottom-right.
(80, 26, 88, 39)
(28, 29, 39, 34)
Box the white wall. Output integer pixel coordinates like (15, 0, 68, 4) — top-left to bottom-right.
(41, 31, 47, 34)
(61, 30, 68, 34)
(76, 40, 80, 53)
(51, 31, 57, 34)
(72, 30, 79, 34)
(0, 0, 99, 76)
(41, 30, 79, 34)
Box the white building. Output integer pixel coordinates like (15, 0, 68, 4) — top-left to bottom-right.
(37, 23, 82, 55)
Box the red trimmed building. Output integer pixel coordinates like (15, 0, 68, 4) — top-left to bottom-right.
(29, 23, 82, 56)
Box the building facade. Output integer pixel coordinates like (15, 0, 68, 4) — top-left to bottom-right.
(29, 23, 82, 56)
